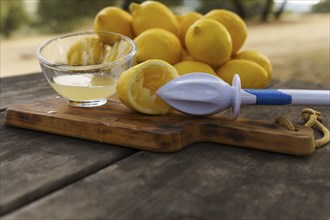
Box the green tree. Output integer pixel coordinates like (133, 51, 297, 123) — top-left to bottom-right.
(197, 0, 266, 19)
(0, 0, 29, 37)
(36, 0, 184, 33)
(312, 0, 330, 13)
(197, 0, 234, 15)
(261, 0, 274, 22)
(157, 0, 184, 7)
(274, 0, 288, 20)
(197, 0, 287, 22)
(36, 0, 119, 33)
(121, 0, 184, 12)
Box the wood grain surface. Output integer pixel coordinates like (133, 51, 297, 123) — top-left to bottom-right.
(1, 76, 329, 220)
(0, 112, 137, 215)
(4, 95, 316, 155)
(3, 130, 329, 219)
(0, 73, 54, 109)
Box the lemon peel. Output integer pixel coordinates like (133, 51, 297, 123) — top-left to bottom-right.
(130, 1, 178, 36)
(180, 49, 193, 61)
(174, 60, 217, 76)
(233, 50, 272, 81)
(205, 9, 247, 55)
(177, 12, 203, 48)
(185, 19, 232, 67)
(67, 36, 104, 65)
(216, 59, 268, 89)
(116, 59, 179, 115)
(93, 7, 135, 39)
(134, 28, 182, 65)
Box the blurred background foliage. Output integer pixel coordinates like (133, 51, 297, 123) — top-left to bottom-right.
(1, 0, 30, 37)
(1, 0, 329, 38)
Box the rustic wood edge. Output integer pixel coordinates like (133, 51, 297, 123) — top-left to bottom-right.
(4, 99, 316, 156)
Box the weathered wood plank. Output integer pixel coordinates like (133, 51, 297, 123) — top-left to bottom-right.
(3, 143, 329, 219)
(0, 112, 138, 215)
(0, 72, 54, 109)
(1, 73, 142, 215)
(3, 80, 329, 219)
(4, 95, 316, 155)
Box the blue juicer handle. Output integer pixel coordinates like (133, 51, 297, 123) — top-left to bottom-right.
(242, 89, 330, 106)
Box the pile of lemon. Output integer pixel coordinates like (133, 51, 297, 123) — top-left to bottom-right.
(93, 1, 272, 115)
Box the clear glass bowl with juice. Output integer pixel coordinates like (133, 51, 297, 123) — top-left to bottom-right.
(37, 31, 136, 107)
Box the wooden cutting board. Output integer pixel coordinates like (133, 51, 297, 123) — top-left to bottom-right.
(4, 95, 315, 156)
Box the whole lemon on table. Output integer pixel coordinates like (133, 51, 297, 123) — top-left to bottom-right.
(185, 18, 232, 67)
(130, 1, 179, 36)
(67, 36, 104, 65)
(205, 9, 247, 55)
(176, 12, 203, 48)
(174, 60, 217, 76)
(116, 59, 179, 115)
(134, 28, 182, 65)
(93, 7, 135, 39)
(232, 50, 272, 81)
(216, 59, 268, 89)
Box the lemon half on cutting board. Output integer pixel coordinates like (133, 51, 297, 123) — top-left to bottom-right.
(116, 59, 179, 115)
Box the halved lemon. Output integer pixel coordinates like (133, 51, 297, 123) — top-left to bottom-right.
(116, 59, 179, 115)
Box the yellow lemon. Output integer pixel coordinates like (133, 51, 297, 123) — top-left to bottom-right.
(181, 49, 193, 61)
(185, 18, 232, 67)
(103, 39, 134, 64)
(130, 1, 179, 36)
(174, 60, 217, 76)
(134, 28, 182, 65)
(116, 59, 179, 115)
(205, 9, 247, 55)
(67, 36, 104, 65)
(176, 12, 203, 48)
(93, 7, 135, 39)
(232, 50, 272, 81)
(216, 59, 268, 89)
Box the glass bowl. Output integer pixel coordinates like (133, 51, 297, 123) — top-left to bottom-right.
(37, 31, 136, 107)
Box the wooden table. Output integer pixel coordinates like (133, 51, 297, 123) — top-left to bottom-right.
(1, 73, 329, 219)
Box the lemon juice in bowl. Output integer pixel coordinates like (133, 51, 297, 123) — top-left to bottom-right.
(50, 73, 117, 104)
(37, 31, 136, 107)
